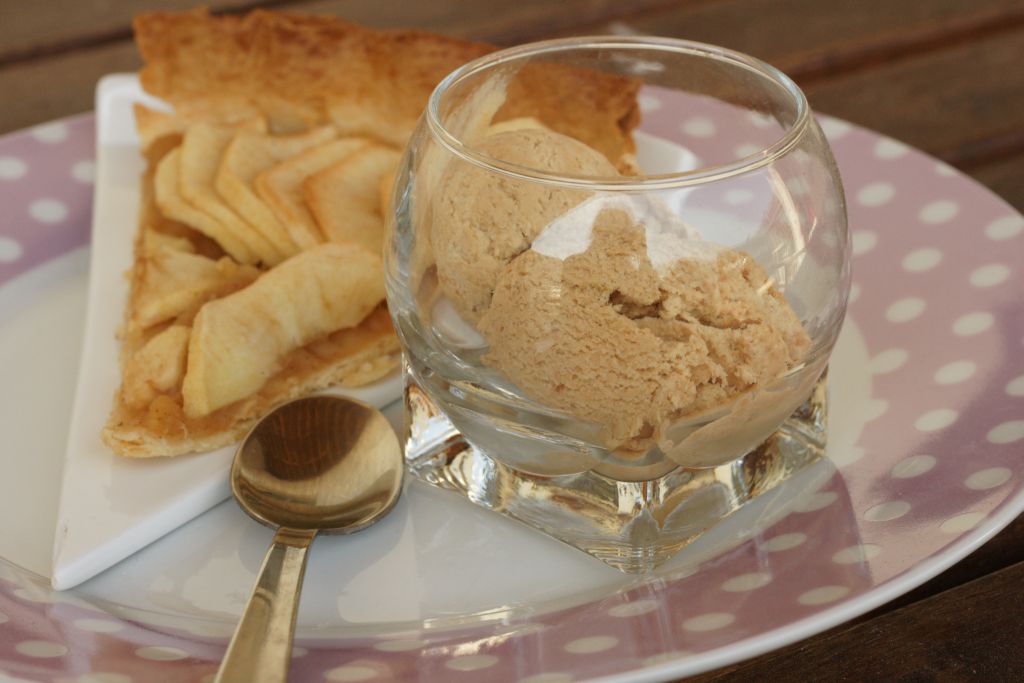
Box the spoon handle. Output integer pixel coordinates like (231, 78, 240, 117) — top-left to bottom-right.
(215, 527, 317, 683)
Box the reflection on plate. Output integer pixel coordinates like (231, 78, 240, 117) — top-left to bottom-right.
(0, 84, 1022, 682)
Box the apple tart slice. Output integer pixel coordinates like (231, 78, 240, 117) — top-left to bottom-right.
(104, 108, 402, 458)
(103, 7, 641, 458)
(104, 240, 398, 457)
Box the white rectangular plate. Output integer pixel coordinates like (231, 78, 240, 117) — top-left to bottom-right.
(53, 74, 403, 590)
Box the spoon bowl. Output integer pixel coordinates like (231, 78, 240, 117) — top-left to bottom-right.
(215, 395, 403, 683)
(232, 396, 402, 533)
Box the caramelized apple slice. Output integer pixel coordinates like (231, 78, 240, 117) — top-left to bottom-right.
(216, 126, 337, 259)
(255, 138, 373, 250)
(304, 144, 401, 255)
(182, 243, 385, 417)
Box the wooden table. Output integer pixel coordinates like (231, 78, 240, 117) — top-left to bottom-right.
(2, 1, 1022, 679)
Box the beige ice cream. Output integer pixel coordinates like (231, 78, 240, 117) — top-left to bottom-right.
(431, 128, 618, 322)
(431, 128, 811, 453)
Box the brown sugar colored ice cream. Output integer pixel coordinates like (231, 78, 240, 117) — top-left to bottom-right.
(478, 209, 810, 451)
(431, 128, 811, 453)
(430, 128, 618, 322)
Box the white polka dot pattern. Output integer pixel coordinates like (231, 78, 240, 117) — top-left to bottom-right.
(373, 639, 426, 652)
(797, 586, 850, 606)
(721, 573, 772, 592)
(914, 409, 957, 432)
(794, 491, 838, 512)
(643, 651, 692, 666)
(819, 118, 851, 139)
(940, 512, 985, 534)
(520, 674, 575, 683)
(832, 544, 882, 565)
(886, 297, 925, 323)
(918, 200, 959, 224)
(607, 600, 659, 617)
(681, 117, 716, 138)
(891, 455, 936, 479)
(874, 138, 908, 159)
(28, 198, 68, 224)
(682, 613, 735, 632)
(76, 674, 133, 683)
(987, 421, 1024, 444)
(0, 156, 27, 180)
(71, 160, 96, 184)
(831, 446, 865, 468)
(638, 94, 662, 112)
(852, 231, 878, 255)
(864, 501, 911, 522)
(762, 532, 807, 552)
(869, 348, 908, 374)
(985, 215, 1023, 240)
(325, 664, 381, 681)
(734, 143, 762, 158)
(964, 468, 1011, 490)
(15, 641, 67, 658)
(0, 238, 22, 263)
(902, 247, 942, 272)
(848, 282, 862, 303)
(563, 636, 619, 654)
(444, 654, 499, 671)
(134, 646, 187, 661)
(857, 181, 895, 207)
(969, 264, 1010, 288)
(934, 361, 975, 385)
(30, 122, 69, 143)
(952, 311, 994, 336)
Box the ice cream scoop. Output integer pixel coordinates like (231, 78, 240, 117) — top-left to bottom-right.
(478, 208, 810, 452)
(430, 128, 811, 456)
(430, 127, 618, 321)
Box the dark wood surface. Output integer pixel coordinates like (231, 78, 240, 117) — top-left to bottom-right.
(2, 0, 1022, 680)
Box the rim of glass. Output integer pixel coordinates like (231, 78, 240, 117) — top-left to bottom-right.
(426, 36, 812, 191)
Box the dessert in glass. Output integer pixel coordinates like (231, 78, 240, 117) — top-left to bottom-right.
(384, 37, 850, 571)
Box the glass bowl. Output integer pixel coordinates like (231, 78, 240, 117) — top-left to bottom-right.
(384, 36, 849, 570)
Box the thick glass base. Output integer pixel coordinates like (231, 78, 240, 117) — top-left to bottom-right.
(403, 364, 829, 573)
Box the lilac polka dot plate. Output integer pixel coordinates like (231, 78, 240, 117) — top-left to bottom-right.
(1, 81, 1023, 683)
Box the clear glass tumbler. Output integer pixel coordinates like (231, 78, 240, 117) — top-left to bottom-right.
(385, 37, 850, 571)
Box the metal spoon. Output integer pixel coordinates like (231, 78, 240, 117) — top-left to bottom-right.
(214, 395, 403, 683)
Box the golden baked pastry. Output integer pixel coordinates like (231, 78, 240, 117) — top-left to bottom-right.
(102, 8, 641, 458)
(133, 8, 639, 166)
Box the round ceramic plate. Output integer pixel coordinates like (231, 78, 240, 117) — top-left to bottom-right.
(0, 92, 1023, 683)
